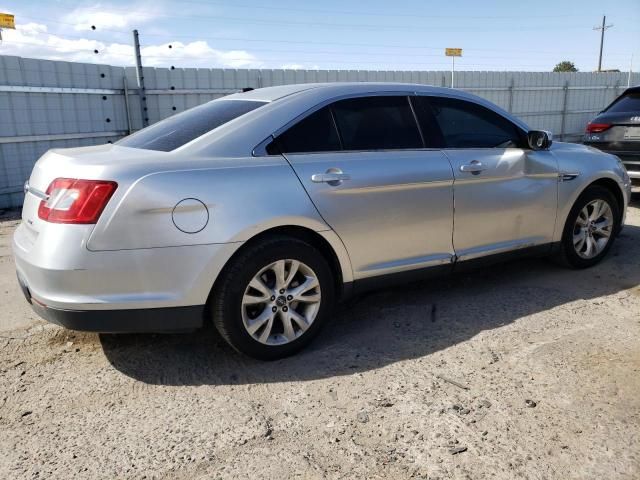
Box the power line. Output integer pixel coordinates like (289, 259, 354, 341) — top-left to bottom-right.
(25, 0, 605, 21)
(10, 16, 638, 59)
(5, 35, 635, 70)
(9, 11, 617, 33)
(128, 0, 602, 20)
(1, 39, 575, 68)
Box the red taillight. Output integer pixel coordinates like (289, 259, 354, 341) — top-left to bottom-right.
(38, 178, 117, 224)
(586, 122, 612, 133)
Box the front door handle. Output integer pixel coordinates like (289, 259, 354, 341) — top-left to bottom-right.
(311, 169, 351, 186)
(459, 160, 486, 174)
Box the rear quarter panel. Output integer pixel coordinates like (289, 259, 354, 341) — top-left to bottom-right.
(87, 156, 331, 251)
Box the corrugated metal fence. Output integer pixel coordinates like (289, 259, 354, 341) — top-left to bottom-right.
(1, 54, 638, 209)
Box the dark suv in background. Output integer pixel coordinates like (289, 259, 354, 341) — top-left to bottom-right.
(584, 85, 640, 184)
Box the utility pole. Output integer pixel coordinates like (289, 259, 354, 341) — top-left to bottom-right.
(133, 29, 148, 128)
(593, 15, 613, 72)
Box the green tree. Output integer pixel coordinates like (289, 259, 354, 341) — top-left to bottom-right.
(553, 61, 578, 72)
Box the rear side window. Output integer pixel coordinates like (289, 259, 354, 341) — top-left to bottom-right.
(419, 96, 522, 148)
(117, 100, 267, 152)
(272, 106, 341, 154)
(605, 93, 640, 113)
(332, 96, 423, 150)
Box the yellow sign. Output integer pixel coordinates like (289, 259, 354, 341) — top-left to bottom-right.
(0, 13, 15, 29)
(445, 48, 462, 57)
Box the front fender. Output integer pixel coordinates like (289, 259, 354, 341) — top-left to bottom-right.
(553, 145, 630, 242)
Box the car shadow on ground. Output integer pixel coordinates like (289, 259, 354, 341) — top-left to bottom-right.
(101, 194, 640, 386)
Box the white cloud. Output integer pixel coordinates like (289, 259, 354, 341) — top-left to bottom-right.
(281, 63, 321, 70)
(64, 4, 161, 31)
(141, 41, 261, 68)
(0, 22, 133, 64)
(0, 22, 261, 68)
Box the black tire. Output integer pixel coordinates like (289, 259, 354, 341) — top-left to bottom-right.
(558, 185, 621, 269)
(211, 235, 335, 360)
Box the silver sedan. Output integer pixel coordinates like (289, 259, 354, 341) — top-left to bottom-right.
(13, 83, 632, 359)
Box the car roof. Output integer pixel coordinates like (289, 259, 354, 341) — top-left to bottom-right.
(226, 82, 461, 102)
(185, 82, 532, 157)
(227, 82, 529, 131)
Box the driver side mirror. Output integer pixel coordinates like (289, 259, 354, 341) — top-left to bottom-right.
(527, 130, 553, 150)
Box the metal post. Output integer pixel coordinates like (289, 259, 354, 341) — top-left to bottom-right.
(123, 76, 132, 134)
(629, 54, 634, 88)
(133, 29, 148, 128)
(451, 56, 455, 88)
(507, 77, 515, 113)
(560, 80, 569, 141)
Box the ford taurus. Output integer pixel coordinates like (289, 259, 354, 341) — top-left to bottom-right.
(13, 83, 632, 359)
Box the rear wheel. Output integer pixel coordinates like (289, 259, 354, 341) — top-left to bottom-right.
(211, 236, 335, 359)
(559, 185, 620, 268)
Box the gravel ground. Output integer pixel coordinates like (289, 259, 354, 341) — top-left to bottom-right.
(1, 197, 639, 480)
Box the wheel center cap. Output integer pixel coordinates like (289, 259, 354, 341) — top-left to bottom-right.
(275, 295, 287, 307)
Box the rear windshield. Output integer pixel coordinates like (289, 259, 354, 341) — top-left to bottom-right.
(605, 93, 640, 113)
(117, 100, 267, 152)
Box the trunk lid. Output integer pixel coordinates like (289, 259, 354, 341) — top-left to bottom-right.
(22, 144, 165, 233)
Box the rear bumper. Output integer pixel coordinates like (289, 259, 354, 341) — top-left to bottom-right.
(12, 221, 240, 311)
(17, 271, 204, 332)
(12, 219, 242, 332)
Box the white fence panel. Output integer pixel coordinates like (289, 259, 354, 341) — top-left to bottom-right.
(1, 54, 638, 208)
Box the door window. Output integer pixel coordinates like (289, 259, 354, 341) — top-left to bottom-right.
(331, 96, 423, 150)
(417, 96, 523, 148)
(270, 106, 341, 154)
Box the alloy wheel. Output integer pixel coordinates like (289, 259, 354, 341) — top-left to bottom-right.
(241, 259, 322, 345)
(572, 199, 614, 259)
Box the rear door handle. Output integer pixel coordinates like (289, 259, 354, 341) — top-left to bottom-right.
(459, 161, 486, 174)
(311, 169, 351, 186)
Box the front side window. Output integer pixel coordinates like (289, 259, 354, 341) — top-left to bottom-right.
(118, 99, 267, 152)
(331, 96, 423, 150)
(418, 96, 523, 149)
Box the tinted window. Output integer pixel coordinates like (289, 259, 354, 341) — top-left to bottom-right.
(332, 96, 423, 150)
(117, 100, 266, 152)
(273, 106, 341, 154)
(606, 93, 640, 113)
(422, 97, 522, 148)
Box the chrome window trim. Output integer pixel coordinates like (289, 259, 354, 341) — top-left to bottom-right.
(281, 147, 443, 156)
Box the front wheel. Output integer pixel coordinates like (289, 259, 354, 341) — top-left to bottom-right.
(559, 185, 620, 268)
(211, 236, 335, 359)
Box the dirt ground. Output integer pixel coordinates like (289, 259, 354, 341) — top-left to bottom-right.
(1, 196, 639, 480)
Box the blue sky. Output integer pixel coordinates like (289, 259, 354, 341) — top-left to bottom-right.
(0, 0, 638, 72)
